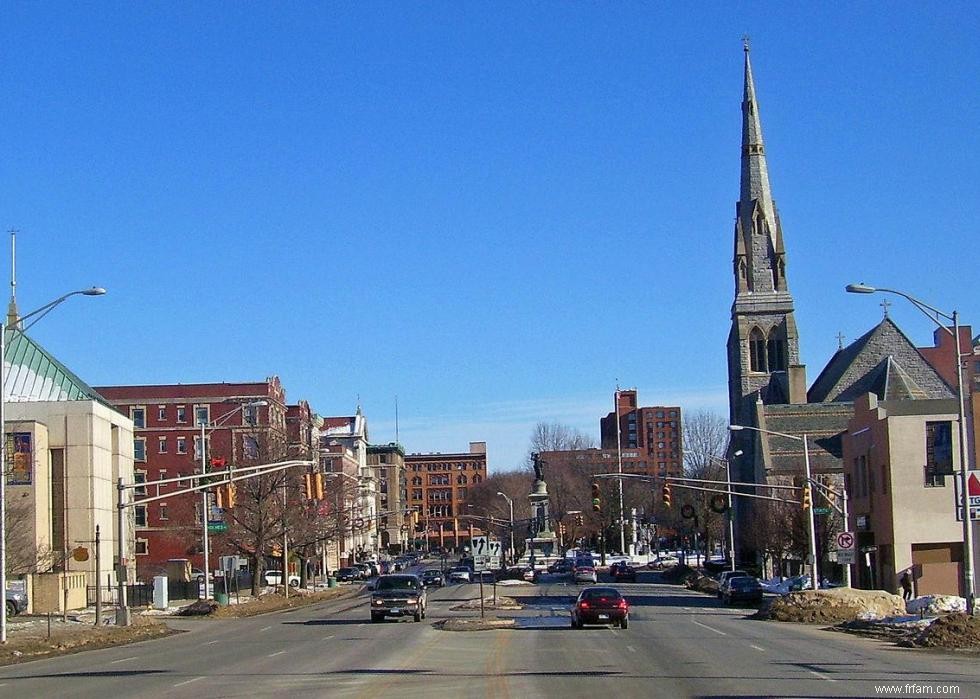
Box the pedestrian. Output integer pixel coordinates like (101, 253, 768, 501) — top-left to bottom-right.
(900, 571, 913, 601)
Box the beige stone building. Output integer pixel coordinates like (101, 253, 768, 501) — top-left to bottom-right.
(4, 328, 134, 609)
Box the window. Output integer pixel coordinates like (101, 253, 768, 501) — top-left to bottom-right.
(134, 470, 147, 497)
(457, 488, 467, 499)
(134, 505, 147, 527)
(925, 466, 946, 488)
(749, 327, 767, 372)
(243, 404, 259, 426)
(134, 439, 146, 462)
(176, 437, 187, 454)
(195, 405, 210, 427)
(412, 489, 423, 500)
(456, 474, 467, 485)
(131, 407, 146, 429)
(159, 503, 169, 521)
(135, 539, 148, 556)
(158, 437, 167, 454)
(194, 436, 209, 460)
(925, 421, 954, 476)
(177, 406, 187, 423)
(767, 334, 786, 372)
(243, 436, 259, 459)
(158, 406, 167, 421)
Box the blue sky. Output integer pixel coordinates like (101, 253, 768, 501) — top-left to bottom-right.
(3, 3, 978, 471)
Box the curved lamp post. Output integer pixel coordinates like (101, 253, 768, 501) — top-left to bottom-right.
(846, 282, 974, 611)
(1, 286, 106, 643)
(497, 492, 514, 565)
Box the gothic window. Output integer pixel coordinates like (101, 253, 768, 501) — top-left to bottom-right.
(767, 333, 786, 372)
(749, 328, 767, 372)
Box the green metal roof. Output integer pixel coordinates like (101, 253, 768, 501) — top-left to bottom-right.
(3, 328, 115, 409)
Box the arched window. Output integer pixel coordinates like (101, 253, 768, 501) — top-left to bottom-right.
(412, 476, 422, 486)
(749, 327, 767, 372)
(767, 334, 786, 372)
(456, 474, 467, 485)
(472, 474, 482, 484)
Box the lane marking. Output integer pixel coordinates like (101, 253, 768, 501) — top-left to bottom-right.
(205, 640, 219, 645)
(749, 644, 765, 652)
(268, 650, 287, 658)
(259, 625, 272, 632)
(627, 645, 636, 653)
(808, 669, 837, 683)
(690, 619, 727, 636)
(173, 677, 204, 687)
(110, 656, 138, 664)
(322, 634, 335, 641)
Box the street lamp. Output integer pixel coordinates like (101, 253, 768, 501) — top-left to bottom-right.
(497, 492, 514, 565)
(846, 282, 974, 610)
(1, 286, 106, 643)
(730, 424, 819, 590)
(199, 400, 268, 599)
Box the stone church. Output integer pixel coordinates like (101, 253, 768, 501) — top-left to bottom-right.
(724, 44, 957, 560)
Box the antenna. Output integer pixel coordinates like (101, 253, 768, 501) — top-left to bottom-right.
(395, 395, 399, 444)
(7, 229, 19, 327)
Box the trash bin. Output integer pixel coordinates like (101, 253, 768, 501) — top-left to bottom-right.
(328, 577, 337, 588)
(215, 591, 229, 605)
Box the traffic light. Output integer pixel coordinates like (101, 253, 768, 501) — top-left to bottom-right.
(304, 473, 314, 499)
(215, 486, 224, 509)
(314, 472, 324, 500)
(591, 481, 601, 512)
(802, 484, 812, 510)
(663, 483, 672, 508)
(226, 483, 236, 508)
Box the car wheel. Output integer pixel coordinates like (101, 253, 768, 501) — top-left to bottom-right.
(620, 617, 629, 629)
(421, 606, 426, 620)
(6, 601, 16, 617)
(414, 611, 422, 622)
(570, 617, 577, 629)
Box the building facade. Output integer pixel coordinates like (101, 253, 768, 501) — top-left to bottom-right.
(405, 442, 487, 551)
(599, 389, 682, 484)
(366, 443, 408, 553)
(95, 378, 289, 580)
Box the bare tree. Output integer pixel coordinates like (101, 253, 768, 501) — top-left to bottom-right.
(526, 422, 595, 467)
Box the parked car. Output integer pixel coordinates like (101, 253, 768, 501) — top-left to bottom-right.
(263, 570, 300, 587)
(447, 567, 471, 583)
(716, 569, 749, 598)
(354, 563, 374, 579)
(5, 588, 27, 616)
(649, 554, 680, 569)
(421, 569, 444, 588)
(335, 567, 361, 583)
(573, 565, 597, 584)
(570, 586, 629, 629)
(370, 574, 427, 622)
(472, 570, 496, 584)
(610, 562, 638, 583)
(548, 559, 574, 575)
(723, 575, 764, 605)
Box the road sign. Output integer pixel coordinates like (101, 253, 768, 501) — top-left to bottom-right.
(470, 536, 489, 556)
(813, 507, 831, 515)
(207, 522, 228, 533)
(473, 555, 490, 572)
(488, 556, 501, 569)
(835, 531, 856, 565)
(487, 540, 502, 558)
(954, 473, 980, 521)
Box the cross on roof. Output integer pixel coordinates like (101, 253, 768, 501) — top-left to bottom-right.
(836, 332, 846, 350)
(881, 299, 892, 318)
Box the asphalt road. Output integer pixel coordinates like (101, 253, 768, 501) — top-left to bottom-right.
(0, 569, 977, 698)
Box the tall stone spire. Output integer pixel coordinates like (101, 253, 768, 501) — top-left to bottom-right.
(727, 43, 806, 424)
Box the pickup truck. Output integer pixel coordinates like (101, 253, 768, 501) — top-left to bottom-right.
(370, 574, 427, 622)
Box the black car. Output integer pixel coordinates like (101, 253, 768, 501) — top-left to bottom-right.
(723, 575, 764, 605)
(610, 562, 637, 583)
(335, 567, 360, 583)
(421, 569, 444, 587)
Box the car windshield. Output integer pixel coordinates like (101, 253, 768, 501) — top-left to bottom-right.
(731, 577, 759, 589)
(375, 576, 420, 591)
(581, 588, 621, 600)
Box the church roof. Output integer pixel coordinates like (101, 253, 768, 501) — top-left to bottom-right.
(807, 317, 954, 403)
(3, 328, 115, 409)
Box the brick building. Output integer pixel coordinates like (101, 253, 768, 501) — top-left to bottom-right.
(366, 443, 408, 553)
(405, 442, 487, 551)
(599, 389, 682, 482)
(95, 378, 289, 580)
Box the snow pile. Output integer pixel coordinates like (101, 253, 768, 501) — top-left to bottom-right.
(905, 595, 966, 615)
(758, 588, 906, 624)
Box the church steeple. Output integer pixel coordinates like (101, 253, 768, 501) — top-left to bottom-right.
(727, 43, 806, 423)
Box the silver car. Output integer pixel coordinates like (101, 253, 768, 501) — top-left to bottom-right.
(573, 565, 597, 584)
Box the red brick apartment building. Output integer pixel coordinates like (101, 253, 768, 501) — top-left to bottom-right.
(405, 442, 487, 551)
(95, 378, 292, 580)
(599, 389, 683, 482)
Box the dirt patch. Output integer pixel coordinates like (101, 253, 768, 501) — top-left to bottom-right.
(903, 613, 980, 650)
(756, 588, 906, 624)
(208, 587, 358, 618)
(434, 618, 515, 632)
(450, 596, 522, 612)
(660, 564, 699, 585)
(0, 617, 176, 666)
(685, 574, 719, 595)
